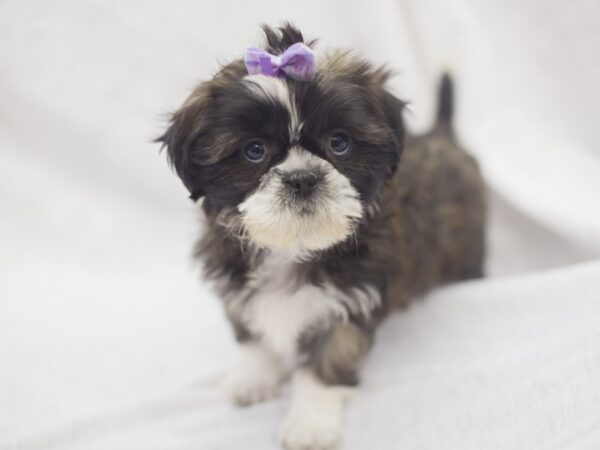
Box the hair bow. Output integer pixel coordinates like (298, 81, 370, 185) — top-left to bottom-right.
(244, 43, 316, 81)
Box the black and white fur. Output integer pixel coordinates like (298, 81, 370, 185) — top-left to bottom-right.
(158, 24, 486, 450)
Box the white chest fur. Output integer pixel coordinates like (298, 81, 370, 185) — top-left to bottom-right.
(237, 253, 380, 358)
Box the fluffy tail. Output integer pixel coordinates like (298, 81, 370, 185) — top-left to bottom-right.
(436, 73, 454, 127)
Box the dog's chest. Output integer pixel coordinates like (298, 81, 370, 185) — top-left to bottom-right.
(239, 255, 347, 357)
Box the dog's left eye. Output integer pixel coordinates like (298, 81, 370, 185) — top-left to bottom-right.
(330, 133, 351, 155)
(244, 141, 266, 163)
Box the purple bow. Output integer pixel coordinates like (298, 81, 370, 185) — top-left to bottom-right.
(244, 43, 316, 81)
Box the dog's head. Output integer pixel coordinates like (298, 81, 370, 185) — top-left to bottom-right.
(158, 24, 405, 255)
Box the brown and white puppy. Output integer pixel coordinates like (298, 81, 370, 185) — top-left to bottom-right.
(157, 24, 485, 450)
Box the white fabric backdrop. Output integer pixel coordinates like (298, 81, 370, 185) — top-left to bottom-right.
(1, 1, 600, 449)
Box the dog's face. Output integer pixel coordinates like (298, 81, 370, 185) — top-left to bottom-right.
(159, 26, 405, 254)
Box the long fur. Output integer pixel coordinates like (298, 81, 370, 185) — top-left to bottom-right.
(157, 23, 486, 450)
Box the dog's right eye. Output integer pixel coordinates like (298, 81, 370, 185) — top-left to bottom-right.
(244, 141, 266, 163)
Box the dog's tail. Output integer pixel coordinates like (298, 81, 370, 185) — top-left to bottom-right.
(435, 73, 454, 130)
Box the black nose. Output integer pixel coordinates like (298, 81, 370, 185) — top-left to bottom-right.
(282, 170, 319, 197)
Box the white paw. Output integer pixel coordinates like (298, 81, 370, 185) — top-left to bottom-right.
(222, 342, 285, 406)
(279, 368, 353, 450)
(223, 369, 281, 406)
(279, 412, 342, 450)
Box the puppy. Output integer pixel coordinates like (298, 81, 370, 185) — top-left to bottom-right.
(157, 23, 485, 450)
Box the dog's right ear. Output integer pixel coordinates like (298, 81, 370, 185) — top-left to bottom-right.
(157, 60, 247, 201)
(155, 83, 215, 201)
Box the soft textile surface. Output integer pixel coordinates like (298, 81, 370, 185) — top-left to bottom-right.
(1, 1, 599, 449)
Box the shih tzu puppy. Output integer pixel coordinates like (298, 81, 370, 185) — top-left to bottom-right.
(157, 23, 485, 450)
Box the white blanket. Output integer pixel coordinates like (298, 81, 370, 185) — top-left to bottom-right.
(2, 1, 599, 449)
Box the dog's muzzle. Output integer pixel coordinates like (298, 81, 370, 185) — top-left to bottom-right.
(281, 170, 321, 198)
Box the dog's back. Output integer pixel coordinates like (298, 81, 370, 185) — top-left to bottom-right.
(379, 75, 487, 308)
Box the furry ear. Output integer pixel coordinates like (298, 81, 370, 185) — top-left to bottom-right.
(366, 71, 406, 176)
(367, 69, 406, 159)
(156, 82, 216, 201)
(156, 60, 247, 201)
(380, 89, 406, 162)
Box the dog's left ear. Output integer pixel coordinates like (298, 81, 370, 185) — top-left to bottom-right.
(363, 67, 406, 173)
(371, 82, 406, 176)
(380, 90, 406, 159)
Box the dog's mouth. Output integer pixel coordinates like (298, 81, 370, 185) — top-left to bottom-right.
(238, 149, 363, 253)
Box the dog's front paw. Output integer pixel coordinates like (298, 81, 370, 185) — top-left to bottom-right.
(222, 342, 285, 406)
(223, 369, 281, 406)
(279, 412, 341, 450)
(279, 368, 353, 449)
